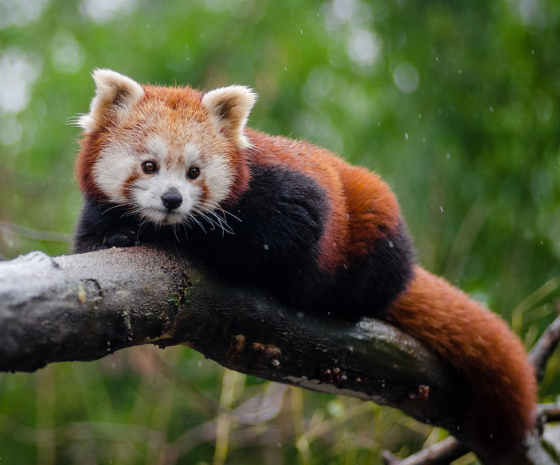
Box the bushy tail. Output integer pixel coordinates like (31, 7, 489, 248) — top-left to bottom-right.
(385, 265, 537, 457)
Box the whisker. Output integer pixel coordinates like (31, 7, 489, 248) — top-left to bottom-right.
(193, 207, 231, 237)
(179, 222, 189, 241)
(67, 114, 84, 127)
(208, 211, 234, 236)
(137, 218, 152, 240)
(172, 224, 182, 244)
(197, 202, 240, 236)
(100, 203, 127, 216)
(195, 209, 218, 231)
(188, 213, 207, 233)
(220, 208, 242, 224)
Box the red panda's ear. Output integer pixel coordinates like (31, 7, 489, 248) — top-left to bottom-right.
(201, 86, 257, 148)
(78, 69, 144, 133)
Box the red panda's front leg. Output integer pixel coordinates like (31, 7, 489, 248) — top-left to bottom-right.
(73, 197, 141, 253)
(184, 164, 329, 305)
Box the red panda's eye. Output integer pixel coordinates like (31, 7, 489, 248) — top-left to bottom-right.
(142, 161, 158, 174)
(187, 167, 200, 180)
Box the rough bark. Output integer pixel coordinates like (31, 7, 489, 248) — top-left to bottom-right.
(0, 246, 554, 464)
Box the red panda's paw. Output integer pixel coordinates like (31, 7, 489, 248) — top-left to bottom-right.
(102, 228, 138, 249)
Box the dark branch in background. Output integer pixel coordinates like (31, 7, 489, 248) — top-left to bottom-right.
(0, 221, 70, 243)
(529, 306, 560, 377)
(0, 247, 557, 465)
(381, 437, 468, 465)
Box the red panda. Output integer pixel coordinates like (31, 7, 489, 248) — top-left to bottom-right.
(73, 69, 537, 460)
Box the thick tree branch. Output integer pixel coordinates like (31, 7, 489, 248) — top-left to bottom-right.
(0, 247, 555, 464)
(0, 247, 464, 421)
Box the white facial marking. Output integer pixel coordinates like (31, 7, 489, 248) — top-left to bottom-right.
(93, 140, 138, 203)
(146, 136, 169, 162)
(95, 131, 236, 229)
(131, 138, 193, 225)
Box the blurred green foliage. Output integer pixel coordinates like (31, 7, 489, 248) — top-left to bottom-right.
(0, 0, 559, 463)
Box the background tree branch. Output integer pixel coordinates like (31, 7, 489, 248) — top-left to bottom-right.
(0, 247, 555, 464)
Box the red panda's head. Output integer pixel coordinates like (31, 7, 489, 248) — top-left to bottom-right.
(76, 69, 256, 226)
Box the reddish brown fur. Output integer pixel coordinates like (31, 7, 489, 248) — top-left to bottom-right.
(76, 84, 251, 204)
(246, 129, 401, 272)
(199, 180, 209, 204)
(76, 130, 111, 200)
(385, 265, 537, 456)
(141, 86, 251, 204)
(122, 172, 139, 200)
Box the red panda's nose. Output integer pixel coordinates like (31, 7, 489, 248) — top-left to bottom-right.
(161, 189, 183, 210)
